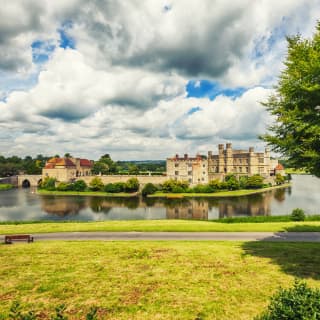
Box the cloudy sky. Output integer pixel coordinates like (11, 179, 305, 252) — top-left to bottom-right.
(1, 0, 319, 160)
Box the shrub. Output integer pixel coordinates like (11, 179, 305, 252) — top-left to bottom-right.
(225, 175, 240, 190)
(89, 177, 104, 191)
(142, 183, 158, 196)
(208, 179, 223, 191)
(104, 182, 126, 193)
(73, 180, 87, 192)
(56, 182, 70, 191)
(256, 280, 320, 320)
(162, 179, 189, 193)
(275, 173, 285, 185)
(125, 177, 140, 192)
(192, 184, 213, 193)
(290, 208, 305, 221)
(245, 174, 264, 189)
(41, 177, 56, 191)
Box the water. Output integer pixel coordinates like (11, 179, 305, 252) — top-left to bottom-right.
(0, 175, 319, 221)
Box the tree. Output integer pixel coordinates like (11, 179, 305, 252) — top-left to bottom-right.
(89, 177, 104, 191)
(261, 22, 320, 177)
(245, 174, 264, 189)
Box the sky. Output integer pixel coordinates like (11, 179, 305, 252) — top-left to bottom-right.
(0, 0, 319, 160)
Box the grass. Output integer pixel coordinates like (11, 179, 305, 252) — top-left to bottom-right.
(149, 184, 291, 198)
(0, 241, 319, 319)
(1, 219, 320, 234)
(0, 184, 14, 191)
(285, 168, 308, 174)
(37, 189, 139, 197)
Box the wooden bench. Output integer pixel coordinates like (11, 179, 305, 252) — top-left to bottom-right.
(4, 235, 34, 244)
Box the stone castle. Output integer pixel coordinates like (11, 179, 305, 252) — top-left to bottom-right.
(166, 143, 284, 185)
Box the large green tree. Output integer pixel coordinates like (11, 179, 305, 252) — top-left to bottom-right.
(261, 23, 320, 177)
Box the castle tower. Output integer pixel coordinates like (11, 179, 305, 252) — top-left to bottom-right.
(226, 143, 233, 173)
(218, 144, 225, 173)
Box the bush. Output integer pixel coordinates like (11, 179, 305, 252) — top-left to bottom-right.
(142, 183, 158, 196)
(256, 280, 320, 320)
(104, 182, 126, 193)
(225, 175, 240, 190)
(245, 174, 264, 189)
(40, 177, 56, 191)
(125, 177, 140, 192)
(89, 177, 104, 191)
(208, 179, 223, 191)
(192, 184, 214, 193)
(56, 182, 70, 191)
(290, 208, 305, 221)
(162, 179, 189, 193)
(73, 180, 87, 192)
(275, 173, 285, 185)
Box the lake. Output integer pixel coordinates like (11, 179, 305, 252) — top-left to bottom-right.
(0, 175, 319, 221)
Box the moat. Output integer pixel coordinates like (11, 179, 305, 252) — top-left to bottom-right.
(0, 175, 319, 221)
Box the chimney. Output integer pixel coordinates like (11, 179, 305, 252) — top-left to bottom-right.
(175, 154, 179, 159)
(226, 143, 232, 149)
(249, 147, 254, 153)
(184, 154, 188, 159)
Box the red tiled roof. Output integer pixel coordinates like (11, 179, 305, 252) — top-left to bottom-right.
(275, 163, 284, 170)
(55, 158, 76, 167)
(48, 157, 59, 164)
(44, 163, 55, 169)
(80, 159, 92, 167)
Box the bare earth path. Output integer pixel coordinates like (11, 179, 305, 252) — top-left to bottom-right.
(1, 232, 320, 242)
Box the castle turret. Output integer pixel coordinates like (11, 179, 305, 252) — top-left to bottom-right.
(218, 144, 225, 173)
(226, 143, 233, 173)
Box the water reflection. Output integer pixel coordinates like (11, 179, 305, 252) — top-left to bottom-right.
(0, 175, 319, 221)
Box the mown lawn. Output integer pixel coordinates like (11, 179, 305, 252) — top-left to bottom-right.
(37, 190, 138, 197)
(1, 219, 320, 234)
(0, 241, 319, 319)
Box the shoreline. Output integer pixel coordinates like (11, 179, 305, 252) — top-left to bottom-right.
(37, 190, 139, 197)
(148, 183, 291, 198)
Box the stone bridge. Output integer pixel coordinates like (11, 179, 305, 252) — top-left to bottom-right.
(17, 175, 43, 187)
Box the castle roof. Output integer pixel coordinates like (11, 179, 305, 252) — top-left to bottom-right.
(55, 158, 76, 167)
(80, 159, 92, 167)
(275, 163, 284, 170)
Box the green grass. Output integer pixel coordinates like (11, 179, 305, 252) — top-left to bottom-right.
(285, 168, 308, 174)
(1, 219, 320, 234)
(37, 189, 139, 197)
(149, 184, 291, 198)
(0, 241, 319, 319)
(0, 184, 14, 191)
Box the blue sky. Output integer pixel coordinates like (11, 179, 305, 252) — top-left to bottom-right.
(0, 1, 319, 159)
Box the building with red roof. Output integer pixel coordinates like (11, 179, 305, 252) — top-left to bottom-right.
(42, 156, 93, 182)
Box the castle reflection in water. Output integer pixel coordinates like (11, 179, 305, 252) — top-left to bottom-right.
(40, 189, 284, 220)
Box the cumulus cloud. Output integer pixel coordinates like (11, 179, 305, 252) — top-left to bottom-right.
(1, 0, 320, 159)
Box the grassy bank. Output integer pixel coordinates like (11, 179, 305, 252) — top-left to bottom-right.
(0, 184, 14, 191)
(149, 183, 291, 198)
(0, 241, 319, 319)
(285, 168, 308, 174)
(37, 189, 139, 197)
(1, 219, 320, 234)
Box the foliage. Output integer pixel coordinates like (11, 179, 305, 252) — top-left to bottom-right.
(72, 180, 87, 192)
(56, 182, 70, 191)
(256, 280, 320, 320)
(245, 175, 264, 189)
(0, 184, 14, 191)
(275, 173, 285, 185)
(142, 183, 158, 196)
(89, 177, 104, 191)
(125, 177, 140, 192)
(261, 22, 320, 177)
(128, 164, 139, 175)
(225, 175, 240, 190)
(161, 179, 189, 193)
(192, 184, 213, 193)
(41, 177, 56, 191)
(104, 182, 126, 193)
(0, 154, 47, 176)
(290, 208, 306, 221)
(9, 301, 36, 320)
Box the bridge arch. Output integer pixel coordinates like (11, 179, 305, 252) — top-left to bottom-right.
(22, 179, 31, 188)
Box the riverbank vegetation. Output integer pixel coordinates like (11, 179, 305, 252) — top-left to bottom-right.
(143, 174, 289, 198)
(1, 219, 320, 234)
(0, 241, 319, 319)
(39, 177, 140, 196)
(0, 183, 14, 191)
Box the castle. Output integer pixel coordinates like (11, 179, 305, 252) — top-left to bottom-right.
(166, 143, 284, 185)
(42, 157, 93, 182)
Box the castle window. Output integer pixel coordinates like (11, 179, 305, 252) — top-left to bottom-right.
(188, 171, 192, 176)
(175, 163, 179, 167)
(239, 167, 242, 173)
(246, 167, 248, 173)
(188, 163, 192, 167)
(189, 178, 192, 183)
(203, 172, 206, 175)
(203, 164, 206, 167)
(202, 177, 205, 181)
(175, 171, 179, 175)
(259, 158, 264, 163)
